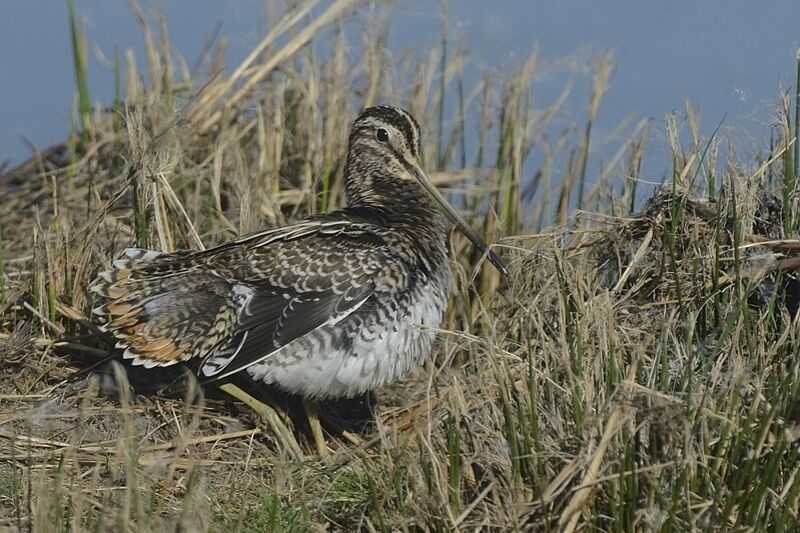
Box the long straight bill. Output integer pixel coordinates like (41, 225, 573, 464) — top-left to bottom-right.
(412, 168, 510, 278)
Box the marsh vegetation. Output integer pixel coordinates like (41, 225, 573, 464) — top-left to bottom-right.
(2, 1, 800, 530)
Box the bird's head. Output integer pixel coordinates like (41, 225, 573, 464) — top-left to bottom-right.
(345, 105, 509, 278)
(345, 105, 422, 186)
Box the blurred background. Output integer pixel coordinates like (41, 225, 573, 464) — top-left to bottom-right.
(1, 0, 798, 176)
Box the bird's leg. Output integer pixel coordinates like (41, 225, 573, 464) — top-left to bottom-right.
(218, 383, 304, 460)
(303, 399, 329, 456)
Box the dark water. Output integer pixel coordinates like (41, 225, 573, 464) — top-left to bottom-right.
(2, 0, 798, 184)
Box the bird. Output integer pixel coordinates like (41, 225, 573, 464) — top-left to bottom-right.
(91, 105, 508, 454)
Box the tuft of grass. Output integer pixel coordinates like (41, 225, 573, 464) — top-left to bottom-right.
(576, 53, 614, 211)
(786, 49, 800, 233)
(217, 489, 311, 533)
(0, 224, 5, 307)
(66, 0, 91, 142)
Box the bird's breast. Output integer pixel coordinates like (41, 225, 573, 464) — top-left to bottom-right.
(246, 246, 452, 399)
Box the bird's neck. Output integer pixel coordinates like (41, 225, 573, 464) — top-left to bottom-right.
(344, 168, 446, 229)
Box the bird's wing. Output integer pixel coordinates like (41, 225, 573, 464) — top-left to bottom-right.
(196, 219, 390, 380)
(93, 218, 394, 376)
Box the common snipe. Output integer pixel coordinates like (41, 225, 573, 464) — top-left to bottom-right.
(92, 106, 507, 453)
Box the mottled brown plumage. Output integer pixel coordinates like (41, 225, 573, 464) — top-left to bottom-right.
(92, 106, 507, 400)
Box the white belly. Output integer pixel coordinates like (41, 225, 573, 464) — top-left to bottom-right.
(245, 281, 447, 399)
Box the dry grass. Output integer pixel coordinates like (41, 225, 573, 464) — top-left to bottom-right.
(2, 2, 800, 531)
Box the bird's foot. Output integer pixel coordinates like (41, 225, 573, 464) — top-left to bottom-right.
(218, 382, 304, 460)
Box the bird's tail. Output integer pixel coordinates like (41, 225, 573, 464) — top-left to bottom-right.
(90, 248, 205, 368)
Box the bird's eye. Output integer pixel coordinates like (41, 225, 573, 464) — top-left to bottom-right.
(376, 128, 390, 143)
